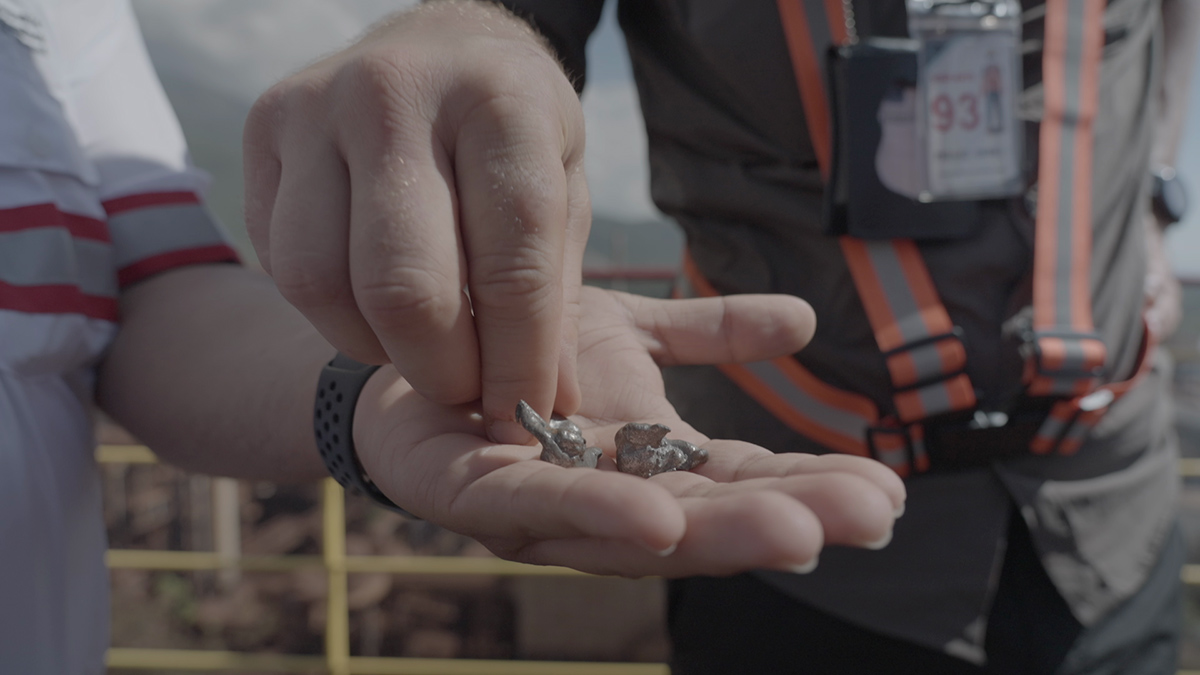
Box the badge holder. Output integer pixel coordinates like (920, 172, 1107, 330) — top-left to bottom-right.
(909, 0, 1024, 201)
(823, 0, 1023, 240)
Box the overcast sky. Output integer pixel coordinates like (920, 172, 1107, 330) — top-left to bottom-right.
(132, 0, 1199, 276)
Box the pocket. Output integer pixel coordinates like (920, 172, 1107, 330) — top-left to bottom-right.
(999, 439, 1180, 625)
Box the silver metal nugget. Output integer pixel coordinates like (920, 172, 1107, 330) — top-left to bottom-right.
(516, 400, 603, 469)
(615, 423, 708, 478)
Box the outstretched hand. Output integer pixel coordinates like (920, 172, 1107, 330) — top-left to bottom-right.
(353, 288, 905, 577)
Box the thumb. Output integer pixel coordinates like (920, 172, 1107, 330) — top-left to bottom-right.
(623, 294, 817, 366)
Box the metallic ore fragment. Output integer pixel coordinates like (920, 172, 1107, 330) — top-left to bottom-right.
(516, 400, 602, 468)
(615, 423, 708, 478)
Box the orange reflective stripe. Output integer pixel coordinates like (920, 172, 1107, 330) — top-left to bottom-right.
(841, 238, 977, 421)
(1030, 0, 1109, 394)
(679, 255, 950, 475)
(680, 254, 718, 297)
(1030, 403, 1074, 454)
(841, 239, 955, 352)
(1026, 332, 1108, 396)
(776, 0, 975, 427)
(840, 238, 902, 346)
(682, 255, 873, 417)
(680, 254, 879, 457)
(823, 0, 848, 44)
(894, 374, 975, 422)
(910, 425, 930, 473)
(1035, 0, 1104, 331)
(1030, 325, 1153, 454)
(870, 429, 911, 478)
(718, 362, 872, 456)
(777, 0, 835, 177)
(772, 352, 879, 421)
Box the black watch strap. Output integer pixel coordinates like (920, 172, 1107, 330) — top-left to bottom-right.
(314, 353, 413, 517)
(1151, 166, 1188, 227)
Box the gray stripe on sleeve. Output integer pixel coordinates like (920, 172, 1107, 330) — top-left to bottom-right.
(108, 203, 231, 268)
(0, 229, 116, 296)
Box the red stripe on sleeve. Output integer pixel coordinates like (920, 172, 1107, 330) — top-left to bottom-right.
(117, 244, 241, 288)
(102, 191, 201, 216)
(0, 203, 110, 241)
(0, 280, 118, 321)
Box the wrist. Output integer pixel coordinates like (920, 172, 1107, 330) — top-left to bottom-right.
(314, 355, 413, 515)
(366, 0, 549, 54)
(352, 364, 409, 486)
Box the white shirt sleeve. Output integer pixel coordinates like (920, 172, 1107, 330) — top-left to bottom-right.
(43, 0, 239, 287)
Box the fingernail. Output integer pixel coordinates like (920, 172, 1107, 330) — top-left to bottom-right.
(894, 503, 906, 519)
(864, 529, 893, 550)
(640, 541, 678, 557)
(789, 556, 819, 574)
(488, 420, 532, 445)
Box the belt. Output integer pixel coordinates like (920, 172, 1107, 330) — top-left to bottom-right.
(865, 399, 1056, 473)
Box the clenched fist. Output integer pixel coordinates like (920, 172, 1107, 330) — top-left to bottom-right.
(244, 2, 589, 443)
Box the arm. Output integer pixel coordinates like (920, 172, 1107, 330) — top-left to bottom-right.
(1152, 0, 1200, 170)
(97, 264, 904, 575)
(1144, 0, 1200, 339)
(97, 264, 330, 482)
(91, 0, 904, 576)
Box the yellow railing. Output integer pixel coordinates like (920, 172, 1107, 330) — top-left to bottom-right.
(99, 444, 665, 675)
(100, 444, 1200, 674)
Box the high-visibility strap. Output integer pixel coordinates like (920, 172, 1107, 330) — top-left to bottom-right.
(841, 238, 977, 422)
(677, 257, 875, 456)
(686, 0, 1113, 469)
(1030, 324, 1153, 454)
(678, 255, 928, 478)
(777, 0, 840, 177)
(1028, 0, 1108, 397)
(778, 0, 978, 423)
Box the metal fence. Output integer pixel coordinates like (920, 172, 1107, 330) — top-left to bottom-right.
(100, 443, 666, 675)
(97, 447, 1200, 675)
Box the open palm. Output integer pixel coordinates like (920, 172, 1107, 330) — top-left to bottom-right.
(355, 287, 904, 577)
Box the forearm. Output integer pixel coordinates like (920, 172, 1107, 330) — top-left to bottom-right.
(1153, 0, 1200, 167)
(97, 264, 334, 482)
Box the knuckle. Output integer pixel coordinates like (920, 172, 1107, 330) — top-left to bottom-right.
(355, 267, 458, 329)
(459, 83, 554, 147)
(246, 75, 333, 149)
(343, 51, 408, 98)
(330, 50, 441, 148)
(280, 75, 333, 118)
(273, 259, 347, 310)
(340, 50, 429, 114)
(469, 256, 558, 310)
(245, 82, 288, 144)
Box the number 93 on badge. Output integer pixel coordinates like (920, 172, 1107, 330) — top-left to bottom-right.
(908, 0, 1024, 202)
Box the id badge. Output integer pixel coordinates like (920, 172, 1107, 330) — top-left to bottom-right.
(908, 0, 1023, 201)
(825, 39, 981, 240)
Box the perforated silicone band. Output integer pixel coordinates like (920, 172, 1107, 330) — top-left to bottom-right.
(314, 353, 413, 516)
